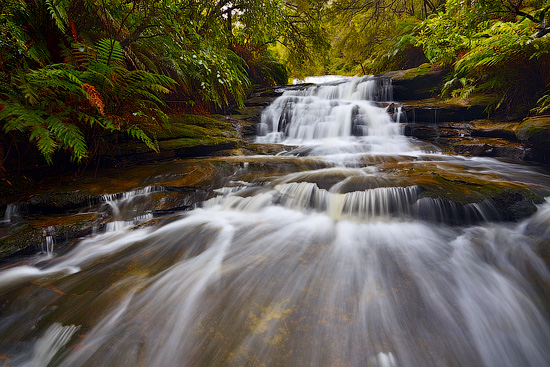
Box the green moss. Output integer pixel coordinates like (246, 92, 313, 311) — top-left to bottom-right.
(102, 113, 242, 157)
(403, 63, 434, 80)
(157, 137, 240, 150)
(516, 117, 550, 147)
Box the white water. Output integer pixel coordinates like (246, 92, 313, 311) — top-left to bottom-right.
(257, 76, 412, 155)
(2, 203, 19, 223)
(0, 77, 549, 367)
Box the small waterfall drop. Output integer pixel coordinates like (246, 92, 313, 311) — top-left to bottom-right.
(2, 203, 19, 223)
(101, 186, 162, 231)
(19, 323, 80, 367)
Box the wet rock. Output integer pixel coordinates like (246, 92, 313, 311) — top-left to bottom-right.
(516, 116, 550, 147)
(229, 117, 258, 137)
(491, 189, 539, 221)
(26, 190, 92, 213)
(515, 116, 550, 165)
(471, 120, 519, 141)
(381, 159, 545, 222)
(401, 98, 487, 124)
(148, 191, 197, 215)
(445, 137, 529, 161)
(0, 212, 102, 258)
(231, 106, 265, 124)
(244, 143, 296, 156)
(244, 96, 278, 107)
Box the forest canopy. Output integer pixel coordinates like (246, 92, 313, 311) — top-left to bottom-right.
(1, 0, 550, 169)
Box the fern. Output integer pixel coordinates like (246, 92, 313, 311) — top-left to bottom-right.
(45, 0, 70, 34)
(532, 93, 550, 114)
(30, 126, 57, 164)
(126, 126, 158, 152)
(96, 38, 125, 66)
(1, 104, 57, 163)
(47, 116, 88, 162)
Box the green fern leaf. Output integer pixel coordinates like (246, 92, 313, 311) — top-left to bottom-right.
(126, 126, 158, 152)
(96, 39, 125, 66)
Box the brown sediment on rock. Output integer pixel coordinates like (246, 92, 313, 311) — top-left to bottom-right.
(0, 213, 102, 258)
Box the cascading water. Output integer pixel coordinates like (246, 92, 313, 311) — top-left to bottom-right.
(256, 76, 413, 156)
(0, 77, 549, 367)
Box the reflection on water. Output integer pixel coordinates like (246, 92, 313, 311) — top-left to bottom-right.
(0, 77, 549, 367)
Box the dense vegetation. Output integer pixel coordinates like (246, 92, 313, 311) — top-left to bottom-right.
(1, 0, 550, 173)
(0, 0, 317, 171)
(319, 0, 550, 117)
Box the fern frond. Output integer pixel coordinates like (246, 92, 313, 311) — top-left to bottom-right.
(1, 104, 57, 164)
(30, 125, 57, 164)
(532, 93, 550, 114)
(96, 39, 125, 66)
(127, 126, 158, 152)
(45, 0, 70, 34)
(46, 116, 88, 162)
(82, 83, 105, 114)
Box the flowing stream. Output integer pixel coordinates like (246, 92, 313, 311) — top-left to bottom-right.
(1, 77, 550, 367)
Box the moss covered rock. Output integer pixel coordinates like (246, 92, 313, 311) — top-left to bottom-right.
(385, 63, 448, 101)
(100, 114, 243, 160)
(516, 116, 550, 148)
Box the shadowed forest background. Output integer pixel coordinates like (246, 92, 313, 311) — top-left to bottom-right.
(1, 0, 550, 173)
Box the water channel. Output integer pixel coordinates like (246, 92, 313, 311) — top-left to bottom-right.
(1, 77, 549, 367)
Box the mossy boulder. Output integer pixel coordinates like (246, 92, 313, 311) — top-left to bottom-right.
(100, 114, 243, 161)
(471, 120, 519, 141)
(384, 63, 448, 101)
(516, 116, 550, 148)
(514, 116, 550, 165)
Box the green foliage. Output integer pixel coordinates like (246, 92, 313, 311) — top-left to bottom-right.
(533, 93, 550, 113)
(1, 0, 310, 167)
(414, 0, 550, 114)
(363, 18, 427, 74)
(308, 0, 444, 77)
(0, 39, 175, 163)
(274, 1, 330, 78)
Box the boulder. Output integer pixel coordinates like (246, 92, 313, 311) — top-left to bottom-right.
(446, 137, 528, 161)
(384, 63, 448, 101)
(471, 120, 519, 141)
(515, 116, 550, 165)
(516, 116, 550, 148)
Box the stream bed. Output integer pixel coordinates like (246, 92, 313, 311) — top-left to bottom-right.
(0, 77, 550, 367)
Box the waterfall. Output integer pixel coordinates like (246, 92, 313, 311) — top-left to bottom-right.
(256, 76, 411, 153)
(2, 203, 19, 223)
(0, 76, 549, 367)
(101, 186, 163, 231)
